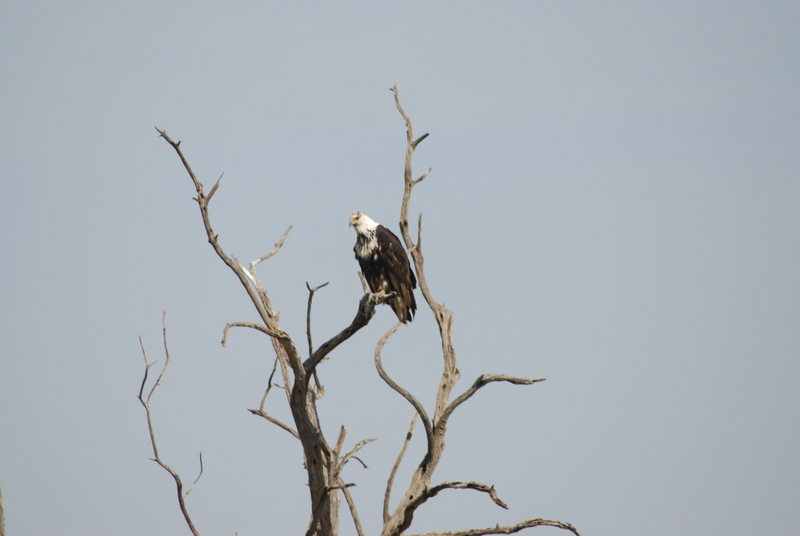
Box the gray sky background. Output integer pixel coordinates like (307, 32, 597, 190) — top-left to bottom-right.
(1, 2, 798, 535)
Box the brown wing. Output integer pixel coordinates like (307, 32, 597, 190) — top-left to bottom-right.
(376, 224, 417, 321)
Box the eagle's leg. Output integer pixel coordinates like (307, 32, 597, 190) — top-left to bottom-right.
(371, 290, 398, 305)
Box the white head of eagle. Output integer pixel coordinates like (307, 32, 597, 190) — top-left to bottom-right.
(349, 211, 417, 324)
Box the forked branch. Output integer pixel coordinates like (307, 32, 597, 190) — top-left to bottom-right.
(138, 312, 202, 536)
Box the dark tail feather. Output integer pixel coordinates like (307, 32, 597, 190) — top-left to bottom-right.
(388, 296, 412, 324)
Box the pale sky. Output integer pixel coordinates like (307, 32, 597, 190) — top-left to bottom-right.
(1, 2, 798, 535)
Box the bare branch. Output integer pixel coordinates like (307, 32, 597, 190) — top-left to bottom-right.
(137, 312, 201, 536)
(373, 322, 434, 451)
(251, 225, 293, 272)
(303, 293, 379, 377)
(137, 335, 153, 401)
(390, 82, 429, 153)
(341, 482, 366, 536)
(442, 374, 546, 425)
(305, 281, 330, 356)
(260, 355, 281, 411)
(305, 281, 330, 396)
(338, 438, 377, 473)
(393, 482, 510, 534)
(426, 481, 508, 509)
(248, 355, 299, 439)
(412, 132, 429, 148)
(407, 518, 582, 536)
(384, 413, 419, 524)
(157, 128, 279, 329)
(183, 451, 205, 498)
(207, 172, 223, 201)
(347, 456, 369, 469)
(248, 408, 299, 440)
(414, 167, 432, 185)
(221, 321, 291, 346)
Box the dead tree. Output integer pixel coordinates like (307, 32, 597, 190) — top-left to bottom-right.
(139, 83, 580, 536)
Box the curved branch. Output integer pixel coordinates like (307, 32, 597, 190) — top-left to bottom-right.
(221, 321, 291, 346)
(440, 375, 546, 426)
(338, 438, 377, 473)
(407, 518, 582, 536)
(395, 482, 510, 534)
(374, 322, 434, 451)
(425, 481, 508, 509)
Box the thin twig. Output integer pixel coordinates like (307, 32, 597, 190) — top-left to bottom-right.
(414, 167, 432, 185)
(207, 172, 223, 201)
(334, 426, 347, 460)
(247, 355, 300, 438)
(384, 413, 418, 524)
(341, 481, 366, 536)
(137, 312, 201, 536)
(251, 225, 294, 272)
(183, 451, 205, 498)
(306, 281, 329, 396)
(260, 356, 281, 412)
(347, 456, 369, 469)
(338, 438, 377, 473)
(247, 408, 299, 439)
(305, 281, 330, 356)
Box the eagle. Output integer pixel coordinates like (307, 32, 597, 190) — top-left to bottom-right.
(349, 211, 417, 323)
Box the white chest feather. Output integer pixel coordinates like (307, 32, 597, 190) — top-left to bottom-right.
(354, 231, 378, 260)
